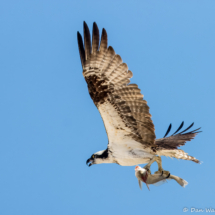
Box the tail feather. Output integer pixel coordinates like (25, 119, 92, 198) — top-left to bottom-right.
(157, 149, 200, 163)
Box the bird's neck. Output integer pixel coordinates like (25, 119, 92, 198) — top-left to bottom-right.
(95, 156, 115, 164)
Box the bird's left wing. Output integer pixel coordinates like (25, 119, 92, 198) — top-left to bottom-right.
(155, 122, 201, 163)
(77, 22, 156, 151)
(155, 122, 201, 150)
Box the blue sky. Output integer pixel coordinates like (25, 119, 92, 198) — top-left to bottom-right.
(0, 0, 215, 214)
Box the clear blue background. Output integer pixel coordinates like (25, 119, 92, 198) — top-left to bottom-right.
(0, 1, 214, 214)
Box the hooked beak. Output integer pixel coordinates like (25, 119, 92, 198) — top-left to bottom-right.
(86, 158, 93, 167)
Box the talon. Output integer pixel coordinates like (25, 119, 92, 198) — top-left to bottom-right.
(160, 171, 164, 176)
(166, 173, 170, 178)
(158, 168, 163, 173)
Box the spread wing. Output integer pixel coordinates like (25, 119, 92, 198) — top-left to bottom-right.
(77, 22, 156, 150)
(155, 122, 201, 150)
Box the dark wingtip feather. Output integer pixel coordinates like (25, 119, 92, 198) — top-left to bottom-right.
(83, 21, 88, 30)
(179, 122, 194, 134)
(171, 121, 184, 136)
(102, 28, 107, 38)
(190, 127, 202, 134)
(83, 21, 91, 60)
(164, 123, 172, 138)
(92, 22, 99, 54)
(77, 31, 85, 67)
(93, 22, 98, 28)
(99, 28, 108, 52)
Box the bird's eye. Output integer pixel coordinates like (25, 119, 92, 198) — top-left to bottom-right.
(92, 155, 95, 159)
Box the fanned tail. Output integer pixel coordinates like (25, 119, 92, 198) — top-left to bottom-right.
(157, 149, 200, 163)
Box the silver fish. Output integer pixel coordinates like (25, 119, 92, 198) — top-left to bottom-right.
(135, 166, 188, 190)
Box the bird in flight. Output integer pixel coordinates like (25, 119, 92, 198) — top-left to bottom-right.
(77, 22, 201, 168)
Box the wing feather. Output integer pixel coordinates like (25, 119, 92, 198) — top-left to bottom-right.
(83, 21, 91, 60)
(163, 123, 172, 138)
(77, 32, 85, 67)
(179, 122, 194, 134)
(92, 22, 99, 54)
(171, 121, 184, 135)
(103, 54, 123, 77)
(99, 28, 108, 52)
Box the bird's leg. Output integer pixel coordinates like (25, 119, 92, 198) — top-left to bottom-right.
(144, 156, 171, 178)
(154, 156, 163, 174)
(144, 156, 164, 174)
(153, 156, 171, 177)
(143, 156, 158, 170)
(147, 168, 151, 174)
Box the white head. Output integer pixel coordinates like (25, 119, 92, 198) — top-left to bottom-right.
(86, 149, 109, 166)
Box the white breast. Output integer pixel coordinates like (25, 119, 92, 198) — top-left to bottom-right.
(98, 101, 154, 166)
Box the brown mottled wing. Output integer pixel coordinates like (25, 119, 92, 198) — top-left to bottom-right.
(77, 22, 156, 147)
(156, 123, 201, 150)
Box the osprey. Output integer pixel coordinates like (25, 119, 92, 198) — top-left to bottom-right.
(77, 22, 201, 167)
